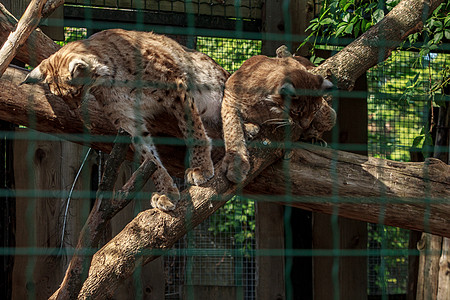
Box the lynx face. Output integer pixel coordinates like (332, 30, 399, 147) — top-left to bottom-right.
(23, 29, 229, 211)
(221, 55, 334, 183)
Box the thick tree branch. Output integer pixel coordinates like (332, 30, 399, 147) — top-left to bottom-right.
(313, 0, 445, 90)
(51, 133, 158, 300)
(78, 128, 294, 299)
(0, 2, 61, 67)
(245, 143, 450, 237)
(0, 0, 48, 76)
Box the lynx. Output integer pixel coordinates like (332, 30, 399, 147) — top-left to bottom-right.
(221, 53, 334, 183)
(23, 29, 229, 211)
(276, 45, 337, 145)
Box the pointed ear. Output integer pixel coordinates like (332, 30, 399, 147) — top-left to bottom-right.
(320, 78, 333, 90)
(69, 58, 91, 80)
(69, 58, 110, 84)
(21, 66, 45, 85)
(279, 82, 296, 96)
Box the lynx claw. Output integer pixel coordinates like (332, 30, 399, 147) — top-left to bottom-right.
(185, 166, 214, 186)
(151, 192, 179, 211)
(222, 152, 250, 184)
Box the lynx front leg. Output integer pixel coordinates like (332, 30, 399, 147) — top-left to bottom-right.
(172, 91, 214, 186)
(130, 129, 180, 211)
(221, 93, 251, 183)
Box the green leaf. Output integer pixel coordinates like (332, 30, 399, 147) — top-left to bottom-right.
(445, 15, 450, 26)
(372, 9, 385, 24)
(344, 23, 354, 34)
(320, 18, 334, 25)
(445, 30, 450, 40)
(433, 31, 443, 44)
(412, 135, 424, 148)
(335, 24, 347, 36)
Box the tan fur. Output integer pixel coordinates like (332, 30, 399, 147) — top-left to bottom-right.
(276, 45, 336, 144)
(24, 29, 229, 211)
(221, 54, 335, 183)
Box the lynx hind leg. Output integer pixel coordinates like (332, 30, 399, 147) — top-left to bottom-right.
(133, 134, 180, 211)
(172, 86, 214, 186)
(221, 99, 251, 183)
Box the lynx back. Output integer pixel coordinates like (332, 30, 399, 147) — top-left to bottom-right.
(23, 29, 229, 211)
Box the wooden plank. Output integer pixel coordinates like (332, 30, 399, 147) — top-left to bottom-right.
(437, 238, 450, 300)
(183, 286, 238, 300)
(416, 233, 442, 300)
(64, 0, 262, 19)
(12, 128, 92, 300)
(256, 202, 285, 300)
(0, 121, 15, 300)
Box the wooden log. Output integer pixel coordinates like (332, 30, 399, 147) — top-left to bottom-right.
(244, 143, 450, 237)
(0, 0, 48, 76)
(77, 125, 294, 299)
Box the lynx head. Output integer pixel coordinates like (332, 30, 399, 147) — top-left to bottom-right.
(22, 43, 110, 109)
(272, 64, 333, 129)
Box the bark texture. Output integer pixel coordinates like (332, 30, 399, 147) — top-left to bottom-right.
(0, 0, 48, 76)
(0, 3, 60, 67)
(245, 144, 450, 237)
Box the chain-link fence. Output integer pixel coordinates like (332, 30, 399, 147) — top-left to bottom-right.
(0, 0, 449, 299)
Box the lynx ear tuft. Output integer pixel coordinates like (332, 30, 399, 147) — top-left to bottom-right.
(321, 78, 333, 90)
(21, 66, 45, 85)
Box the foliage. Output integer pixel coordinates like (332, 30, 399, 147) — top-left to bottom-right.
(406, 2, 450, 63)
(207, 196, 256, 254)
(196, 37, 261, 73)
(56, 27, 87, 46)
(301, 0, 400, 51)
(368, 224, 410, 295)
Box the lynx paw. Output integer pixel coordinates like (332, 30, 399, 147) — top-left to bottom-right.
(185, 166, 214, 186)
(221, 152, 250, 183)
(151, 191, 179, 211)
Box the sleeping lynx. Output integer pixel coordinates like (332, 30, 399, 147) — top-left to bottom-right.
(23, 29, 229, 211)
(221, 53, 334, 183)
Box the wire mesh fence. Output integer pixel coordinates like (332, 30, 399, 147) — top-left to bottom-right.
(0, 0, 449, 299)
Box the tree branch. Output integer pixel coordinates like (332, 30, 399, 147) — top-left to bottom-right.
(0, 0, 48, 76)
(245, 143, 450, 237)
(51, 131, 158, 300)
(313, 0, 445, 90)
(0, 3, 60, 67)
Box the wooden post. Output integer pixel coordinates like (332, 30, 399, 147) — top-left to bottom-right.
(256, 202, 285, 300)
(0, 121, 15, 300)
(12, 128, 93, 299)
(313, 71, 368, 300)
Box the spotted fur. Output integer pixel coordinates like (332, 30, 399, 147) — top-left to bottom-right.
(23, 29, 229, 211)
(221, 54, 334, 183)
